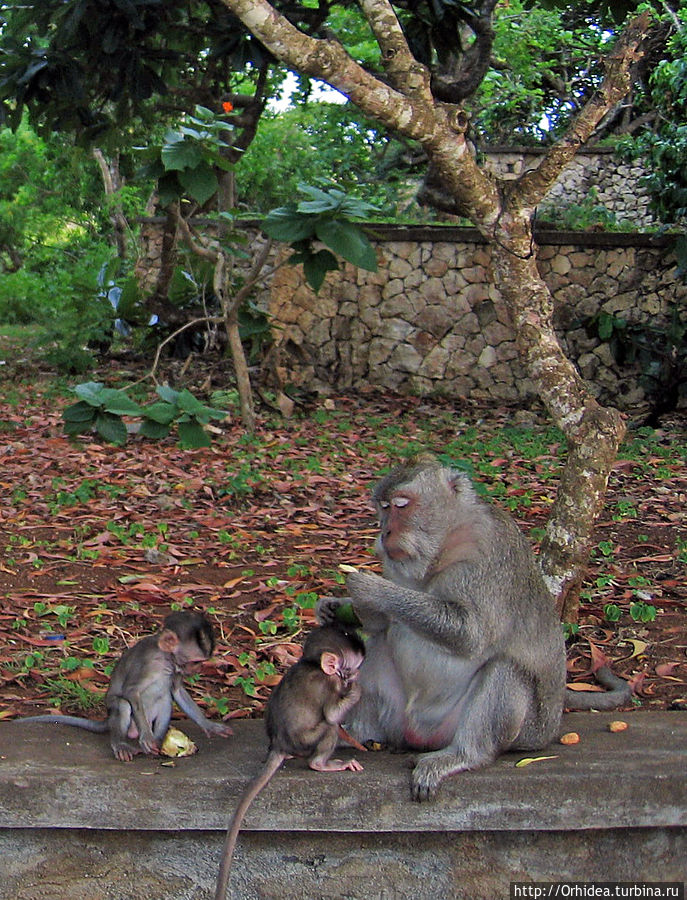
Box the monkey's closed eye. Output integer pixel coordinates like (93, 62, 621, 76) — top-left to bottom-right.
(392, 496, 410, 508)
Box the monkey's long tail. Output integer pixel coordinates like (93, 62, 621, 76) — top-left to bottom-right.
(564, 666, 632, 711)
(16, 715, 109, 733)
(214, 751, 284, 900)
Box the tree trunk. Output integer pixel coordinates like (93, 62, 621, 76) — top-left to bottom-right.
(92, 148, 128, 260)
(219, 0, 649, 617)
(487, 218, 626, 621)
(213, 251, 256, 433)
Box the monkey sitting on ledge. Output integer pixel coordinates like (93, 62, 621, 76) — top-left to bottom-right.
(17, 611, 233, 761)
(318, 455, 631, 801)
(214, 623, 365, 900)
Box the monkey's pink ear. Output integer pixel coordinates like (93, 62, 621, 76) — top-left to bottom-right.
(320, 651, 339, 676)
(158, 628, 180, 653)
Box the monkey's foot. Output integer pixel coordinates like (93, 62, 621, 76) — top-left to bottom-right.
(112, 742, 139, 763)
(411, 752, 468, 801)
(309, 758, 364, 773)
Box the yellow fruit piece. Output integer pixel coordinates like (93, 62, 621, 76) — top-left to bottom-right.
(559, 732, 580, 745)
(161, 727, 197, 758)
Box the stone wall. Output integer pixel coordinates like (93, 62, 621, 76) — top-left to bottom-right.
(483, 147, 654, 228)
(265, 227, 684, 412)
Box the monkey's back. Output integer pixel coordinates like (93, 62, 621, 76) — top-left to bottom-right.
(265, 662, 336, 757)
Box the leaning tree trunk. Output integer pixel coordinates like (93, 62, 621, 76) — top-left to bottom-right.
(488, 219, 626, 620)
(220, 0, 650, 619)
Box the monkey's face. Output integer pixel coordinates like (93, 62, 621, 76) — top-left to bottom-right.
(333, 651, 364, 689)
(376, 491, 417, 561)
(320, 648, 364, 689)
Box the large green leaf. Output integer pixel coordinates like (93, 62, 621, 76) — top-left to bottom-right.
(315, 219, 378, 271)
(142, 401, 177, 425)
(156, 385, 181, 404)
(177, 389, 209, 416)
(73, 382, 106, 407)
(179, 161, 218, 205)
(161, 137, 202, 172)
(139, 419, 172, 440)
(177, 419, 211, 449)
(262, 207, 317, 242)
(157, 171, 183, 206)
(303, 249, 339, 293)
(95, 412, 128, 446)
(99, 389, 144, 416)
(62, 400, 97, 424)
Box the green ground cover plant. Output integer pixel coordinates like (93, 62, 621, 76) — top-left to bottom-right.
(0, 348, 685, 722)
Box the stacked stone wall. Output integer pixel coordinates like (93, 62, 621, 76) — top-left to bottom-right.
(266, 227, 683, 412)
(483, 147, 654, 228)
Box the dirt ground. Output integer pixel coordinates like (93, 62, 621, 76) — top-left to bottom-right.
(0, 344, 685, 722)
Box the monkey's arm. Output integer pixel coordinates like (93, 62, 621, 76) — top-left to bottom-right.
(322, 681, 361, 726)
(346, 571, 479, 653)
(172, 680, 234, 737)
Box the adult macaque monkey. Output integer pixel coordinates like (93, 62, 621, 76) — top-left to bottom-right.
(18, 611, 233, 761)
(318, 455, 631, 801)
(214, 624, 365, 900)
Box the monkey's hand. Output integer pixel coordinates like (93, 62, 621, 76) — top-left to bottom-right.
(315, 596, 347, 625)
(344, 571, 395, 631)
(202, 721, 234, 738)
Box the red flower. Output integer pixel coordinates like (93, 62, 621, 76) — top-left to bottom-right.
(222, 101, 234, 113)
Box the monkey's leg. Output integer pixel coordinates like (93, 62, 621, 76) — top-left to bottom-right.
(308, 726, 364, 773)
(410, 658, 532, 801)
(108, 699, 142, 762)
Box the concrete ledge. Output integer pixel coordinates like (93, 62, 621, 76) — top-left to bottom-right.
(1, 711, 685, 899)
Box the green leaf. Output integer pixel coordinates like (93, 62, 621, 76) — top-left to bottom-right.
(177, 419, 211, 449)
(177, 389, 209, 416)
(179, 162, 218, 205)
(115, 276, 144, 322)
(63, 418, 92, 437)
(157, 171, 183, 206)
(262, 207, 317, 242)
(62, 400, 97, 423)
(315, 219, 378, 271)
(73, 382, 106, 407)
(156, 385, 181, 404)
(139, 419, 172, 440)
(298, 199, 338, 214)
(99, 389, 144, 416)
(94, 412, 128, 446)
(303, 249, 339, 293)
(161, 138, 202, 172)
(142, 401, 177, 425)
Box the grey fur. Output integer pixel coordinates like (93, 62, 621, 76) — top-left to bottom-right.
(318, 458, 630, 800)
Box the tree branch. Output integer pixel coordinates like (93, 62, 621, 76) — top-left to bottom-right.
(358, 0, 433, 99)
(510, 11, 651, 212)
(219, 0, 437, 141)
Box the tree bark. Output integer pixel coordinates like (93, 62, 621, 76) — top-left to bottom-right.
(220, 0, 650, 619)
(92, 148, 128, 260)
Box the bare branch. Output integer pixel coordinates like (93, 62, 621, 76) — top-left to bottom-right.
(220, 0, 437, 141)
(510, 11, 652, 211)
(358, 0, 432, 99)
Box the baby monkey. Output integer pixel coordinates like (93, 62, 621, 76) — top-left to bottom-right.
(214, 624, 365, 900)
(18, 611, 233, 761)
